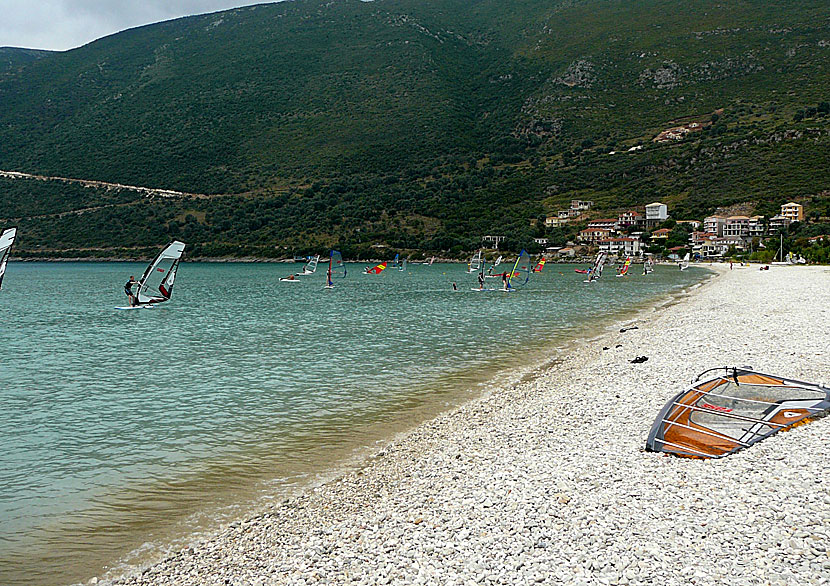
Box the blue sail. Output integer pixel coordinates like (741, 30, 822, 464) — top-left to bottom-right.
(506, 249, 531, 289)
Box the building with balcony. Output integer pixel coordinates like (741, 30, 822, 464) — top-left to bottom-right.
(598, 237, 642, 257)
(578, 228, 613, 244)
(781, 202, 804, 223)
(645, 202, 668, 222)
(704, 215, 726, 237)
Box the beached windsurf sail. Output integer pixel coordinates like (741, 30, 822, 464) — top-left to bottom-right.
(326, 250, 346, 287)
(679, 252, 690, 271)
(587, 251, 607, 282)
(0, 227, 17, 291)
(616, 257, 632, 277)
(136, 241, 186, 305)
(532, 257, 547, 273)
(646, 367, 830, 459)
(363, 261, 387, 275)
(468, 250, 484, 273)
(301, 255, 320, 275)
(505, 249, 531, 289)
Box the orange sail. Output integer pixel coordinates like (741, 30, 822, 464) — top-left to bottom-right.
(532, 257, 547, 273)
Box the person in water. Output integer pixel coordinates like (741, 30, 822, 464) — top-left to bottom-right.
(501, 272, 509, 290)
(124, 275, 140, 306)
(478, 271, 485, 290)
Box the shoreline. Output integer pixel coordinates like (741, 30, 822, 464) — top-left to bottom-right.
(107, 265, 829, 585)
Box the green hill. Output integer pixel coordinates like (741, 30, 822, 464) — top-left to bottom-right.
(1, 0, 829, 259)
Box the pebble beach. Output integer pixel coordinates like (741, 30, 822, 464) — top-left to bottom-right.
(110, 265, 830, 586)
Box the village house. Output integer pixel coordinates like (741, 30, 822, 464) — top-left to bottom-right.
(704, 215, 726, 237)
(545, 216, 568, 227)
(747, 216, 765, 238)
(571, 200, 593, 211)
(723, 216, 750, 238)
(769, 214, 790, 232)
(557, 247, 576, 257)
(617, 210, 643, 228)
(578, 228, 613, 244)
(587, 218, 619, 232)
(533, 238, 549, 246)
(481, 235, 505, 248)
(644, 202, 668, 228)
(650, 228, 671, 242)
(781, 202, 804, 223)
(599, 237, 641, 257)
(689, 231, 717, 247)
(676, 220, 701, 230)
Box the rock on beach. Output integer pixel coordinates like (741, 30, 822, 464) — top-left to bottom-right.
(110, 265, 830, 586)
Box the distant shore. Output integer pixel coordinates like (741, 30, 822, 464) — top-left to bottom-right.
(109, 264, 830, 586)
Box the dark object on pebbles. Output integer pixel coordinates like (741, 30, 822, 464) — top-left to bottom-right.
(630, 356, 648, 363)
(620, 326, 639, 333)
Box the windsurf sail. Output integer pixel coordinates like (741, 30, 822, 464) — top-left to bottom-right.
(505, 249, 531, 289)
(617, 257, 632, 277)
(398, 258, 407, 271)
(427, 256, 435, 266)
(587, 251, 607, 282)
(302, 255, 320, 275)
(646, 367, 830, 459)
(136, 241, 186, 305)
(679, 252, 690, 271)
(493, 255, 503, 267)
(0, 227, 17, 291)
(392, 253, 400, 268)
(468, 250, 484, 273)
(327, 250, 346, 286)
(364, 261, 387, 274)
(532, 257, 547, 273)
(643, 257, 654, 275)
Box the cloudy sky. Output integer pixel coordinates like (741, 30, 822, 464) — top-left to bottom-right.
(0, 1, 272, 51)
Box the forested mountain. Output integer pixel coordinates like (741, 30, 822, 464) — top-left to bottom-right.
(1, 0, 829, 258)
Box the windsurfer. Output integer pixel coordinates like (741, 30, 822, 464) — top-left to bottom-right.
(501, 272, 509, 291)
(478, 272, 485, 290)
(124, 275, 139, 306)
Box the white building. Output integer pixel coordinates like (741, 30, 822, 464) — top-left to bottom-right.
(482, 235, 505, 248)
(645, 202, 668, 222)
(723, 216, 750, 238)
(571, 200, 594, 211)
(599, 237, 642, 257)
(704, 215, 726, 237)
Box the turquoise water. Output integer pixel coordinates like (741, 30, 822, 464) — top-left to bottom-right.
(0, 261, 707, 585)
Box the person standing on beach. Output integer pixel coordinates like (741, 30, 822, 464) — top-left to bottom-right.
(124, 275, 140, 306)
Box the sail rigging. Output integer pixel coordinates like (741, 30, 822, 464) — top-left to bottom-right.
(587, 251, 607, 282)
(468, 250, 484, 273)
(643, 256, 654, 275)
(646, 367, 830, 459)
(505, 249, 531, 289)
(301, 255, 320, 275)
(616, 257, 632, 277)
(136, 241, 186, 305)
(679, 252, 690, 271)
(532, 257, 547, 273)
(0, 227, 17, 291)
(326, 250, 346, 286)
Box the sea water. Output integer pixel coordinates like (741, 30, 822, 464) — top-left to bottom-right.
(0, 261, 708, 585)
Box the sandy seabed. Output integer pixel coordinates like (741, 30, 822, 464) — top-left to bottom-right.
(110, 265, 830, 586)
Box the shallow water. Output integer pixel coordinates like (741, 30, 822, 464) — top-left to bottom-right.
(0, 260, 707, 585)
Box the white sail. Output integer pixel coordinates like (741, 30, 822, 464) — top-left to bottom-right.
(468, 250, 484, 273)
(679, 252, 690, 271)
(137, 241, 186, 304)
(301, 255, 320, 275)
(0, 227, 17, 291)
(588, 251, 607, 282)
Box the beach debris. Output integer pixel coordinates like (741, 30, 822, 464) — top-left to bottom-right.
(620, 326, 639, 333)
(629, 356, 649, 363)
(646, 366, 830, 458)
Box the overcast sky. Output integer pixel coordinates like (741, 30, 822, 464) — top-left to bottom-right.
(0, 1, 273, 51)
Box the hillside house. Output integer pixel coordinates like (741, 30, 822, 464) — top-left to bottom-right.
(579, 228, 613, 244)
(781, 202, 804, 222)
(599, 238, 641, 256)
